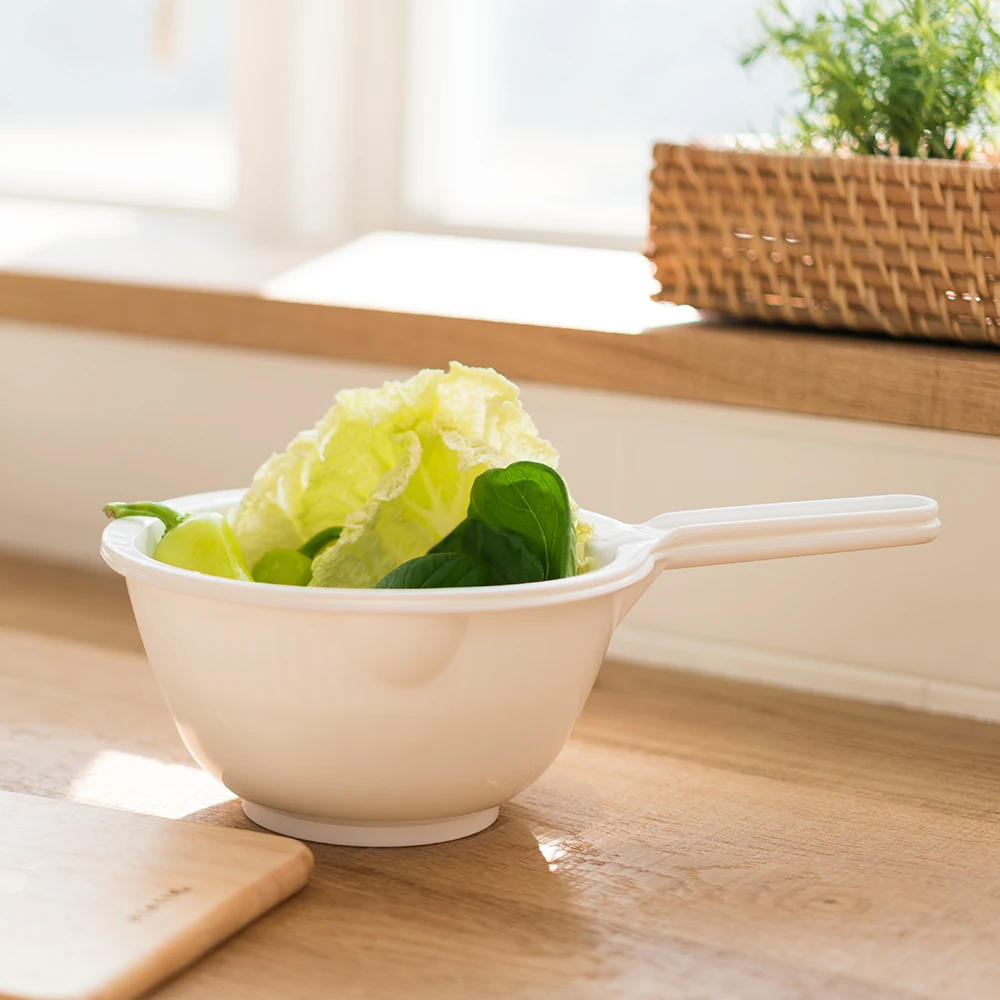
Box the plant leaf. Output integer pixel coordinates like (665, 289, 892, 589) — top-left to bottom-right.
(741, 0, 1000, 158)
(430, 518, 545, 584)
(374, 552, 500, 589)
(232, 362, 560, 582)
(467, 461, 575, 580)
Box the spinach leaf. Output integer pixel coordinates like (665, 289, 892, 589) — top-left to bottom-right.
(427, 521, 466, 555)
(467, 461, 575, 580)
(374, 552, 499, 589)
(374, 461, 575, 589)
(429, 518, 544, 584)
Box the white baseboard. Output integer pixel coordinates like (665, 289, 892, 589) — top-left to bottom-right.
(609, 625, 1000, 724)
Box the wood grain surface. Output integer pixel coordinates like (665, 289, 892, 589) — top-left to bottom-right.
(3, 555, 1000, 999)
(0, 791, 312, 1000)
(0, 552, 141, 654)
(3, 263, 1000, 437)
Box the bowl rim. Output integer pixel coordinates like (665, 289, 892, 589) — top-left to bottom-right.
(101, 489, 656, 613)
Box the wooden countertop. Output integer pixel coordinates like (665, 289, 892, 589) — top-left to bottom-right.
(4, 554, 1000, 999)
(2, 217, 1000, 437)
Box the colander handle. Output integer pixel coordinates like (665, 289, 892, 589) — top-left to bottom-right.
(639, 494, 939, 570)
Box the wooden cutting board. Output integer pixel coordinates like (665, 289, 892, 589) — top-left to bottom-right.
(0, 791, 313, 1000)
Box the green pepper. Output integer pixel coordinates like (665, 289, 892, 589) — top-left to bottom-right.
(251, 525, 343, 586)
(103, 501, 252, 581)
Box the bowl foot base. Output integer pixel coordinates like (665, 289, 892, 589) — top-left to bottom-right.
(242, 801, 500, 847)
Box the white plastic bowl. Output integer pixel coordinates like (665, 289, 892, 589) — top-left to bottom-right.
(102, 489, 939, 846)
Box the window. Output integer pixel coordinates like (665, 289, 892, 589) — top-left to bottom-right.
(402, 0, 801, 245)
(0, 0, 802, 247)
(0, 0, 234, 209)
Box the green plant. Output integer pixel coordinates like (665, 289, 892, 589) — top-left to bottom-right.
(429, 519, 544, 583)
(467, 462, 576, 580)
(231, 362, 592, 589)
(376, 462, 576, 589)
(742, 0, 1000, 158)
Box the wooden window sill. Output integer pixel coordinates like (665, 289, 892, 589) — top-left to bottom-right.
(1, 201, 998, 436)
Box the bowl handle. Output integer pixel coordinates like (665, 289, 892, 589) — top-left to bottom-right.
(638, 494, 940, 571)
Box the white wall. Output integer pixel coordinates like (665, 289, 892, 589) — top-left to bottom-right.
(4, 322, 999, 720)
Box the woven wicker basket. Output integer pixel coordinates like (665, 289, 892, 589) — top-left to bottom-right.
(648, 142, 1000, 344)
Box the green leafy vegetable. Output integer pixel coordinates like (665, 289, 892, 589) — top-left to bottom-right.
(741, 0, 1000, 159)
(468, 461, 575, 581)
(430, 518, 544, 584)
(375, 552, 500, 589)
(376, 461, 574, 589)
(232, 363, 570, 588)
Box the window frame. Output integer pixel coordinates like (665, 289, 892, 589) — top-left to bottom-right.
(231, 0, 644, 250)
(0, 0, 658, 251)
